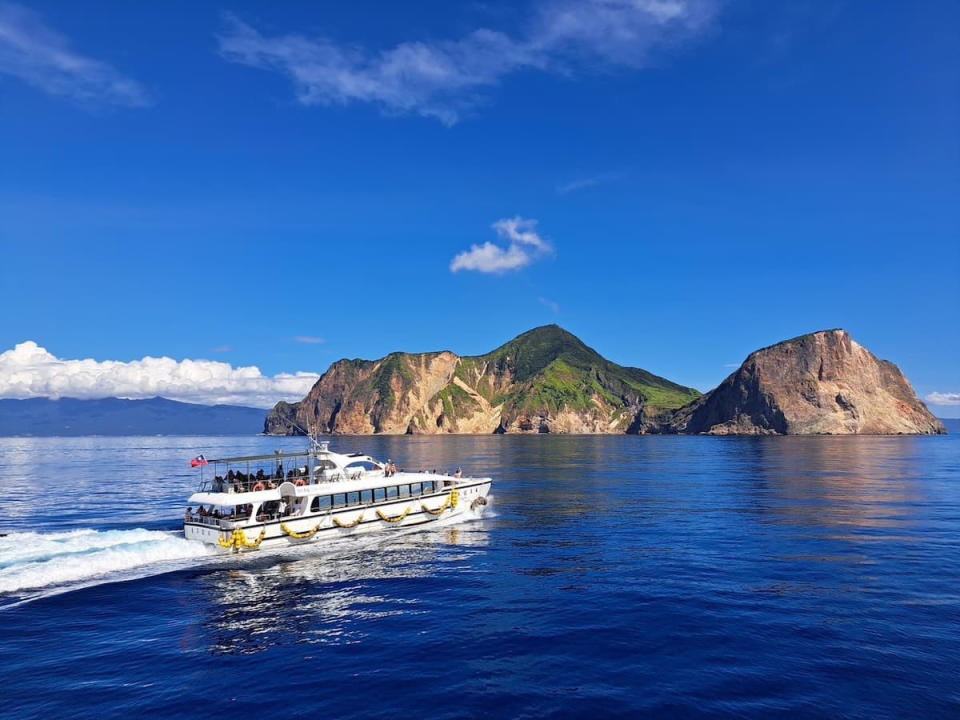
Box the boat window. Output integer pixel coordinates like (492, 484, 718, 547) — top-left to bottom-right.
(310, 496, 332, 512)
(410, 482, 422, 495)
(360, 489, 372, 504)
(374, 488, 386, 501)
(332, 493, 347, 509)
(347, 491, 360, 506)
(423, 481, 434, 493)
(398, 484, 410, 498)
(386, 486, 398, 499)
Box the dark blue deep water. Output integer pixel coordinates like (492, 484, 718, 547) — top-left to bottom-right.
(1, 435, 958, 719)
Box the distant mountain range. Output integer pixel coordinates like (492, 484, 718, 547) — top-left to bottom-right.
(0, 397, 266, 436)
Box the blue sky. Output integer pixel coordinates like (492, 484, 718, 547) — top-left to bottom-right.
(0, 1, 958, 414)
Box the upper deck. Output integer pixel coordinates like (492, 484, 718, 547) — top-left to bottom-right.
(195, 443, 384, 495)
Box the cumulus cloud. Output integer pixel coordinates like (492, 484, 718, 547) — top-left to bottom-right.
(218, 0, 717, 124)
(926, 392, 960, 406)
(0, 341, 319, 409)
(0, 3, 151, 107)
(450, 216, 552, 273)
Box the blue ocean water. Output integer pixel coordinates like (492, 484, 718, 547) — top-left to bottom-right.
(0, 434, 958, 719)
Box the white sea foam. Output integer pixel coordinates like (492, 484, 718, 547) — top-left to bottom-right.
(0, 500, 494, 598)
(0, 528, 213, 594)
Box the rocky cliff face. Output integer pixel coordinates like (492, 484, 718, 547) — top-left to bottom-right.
(265, 325, 700, 435)
(647, 330, 945, 435)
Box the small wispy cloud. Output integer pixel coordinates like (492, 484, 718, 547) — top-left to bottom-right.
(217, 0, 717, 124)
(557, 172, 623, 195)
(450, 216, 553, 274)
(0, 3, 151, 107)
(538, 297, 560, 313)
(723, 362, 740, 369)
(293, 336, 326, 345)
(211, 345, 233, 353)
(926, 392, 960, 406)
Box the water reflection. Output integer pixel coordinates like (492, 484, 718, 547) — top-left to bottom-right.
(742, 437, 931, 538)
(197, 521, 491, 655)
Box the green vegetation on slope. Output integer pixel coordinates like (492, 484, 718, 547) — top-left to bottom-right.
(472, 325, 700, 412)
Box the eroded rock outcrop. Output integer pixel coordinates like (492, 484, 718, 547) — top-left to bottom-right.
(265, 325, 700, 435)
(646, 330, 944, 435)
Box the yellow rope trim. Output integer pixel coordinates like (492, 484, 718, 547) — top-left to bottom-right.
(377, 506, 411, 523)
(450, 489, 459, 509)
(217, 533, 235, 549)
(332, 512, 364, 529)
(281, 522, 322, 540)
(421, 495, 451, 515)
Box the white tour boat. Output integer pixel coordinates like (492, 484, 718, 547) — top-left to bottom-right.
(184, 441, 492, 552)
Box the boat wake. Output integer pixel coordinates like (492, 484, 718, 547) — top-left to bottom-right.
(0, 528, 214, 599)
(0, 503, 494, 607)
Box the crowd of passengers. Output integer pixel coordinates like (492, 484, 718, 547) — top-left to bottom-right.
(211, 466, 295, 491)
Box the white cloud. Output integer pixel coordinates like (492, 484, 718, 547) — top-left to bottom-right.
(293, 335, 325, 344)
(538, 296, 560, 313)
(557, 171, 623, 194)
(0, 3, 151, 107)
(450, 216, 552, 273)
(926, 392, 960, 406)
(558, 177, 602, 194)
(218, 0, 717, 124)
(0, 341, 319, 409)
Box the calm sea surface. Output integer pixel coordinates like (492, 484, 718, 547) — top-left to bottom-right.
(0, 434, 958, 719)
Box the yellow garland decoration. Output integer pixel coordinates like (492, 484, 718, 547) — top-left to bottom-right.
(281, 522, 322, 540)
(421, 495, 451, 515)
(333, 512, 364, 529)
(377, 506, 411, 523)
(236, 528, 266, 548)
(450, 489, 459, 509)
(217, 527, 266, 550)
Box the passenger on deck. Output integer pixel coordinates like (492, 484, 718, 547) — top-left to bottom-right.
(276, 463, 283, 479)
(455, 467, 462, 479)
(185, 507, 192, 520)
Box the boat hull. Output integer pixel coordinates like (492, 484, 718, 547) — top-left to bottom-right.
(184, 479, 491, 552)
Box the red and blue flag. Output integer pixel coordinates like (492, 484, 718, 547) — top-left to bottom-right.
(190, 454, 208, 467)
